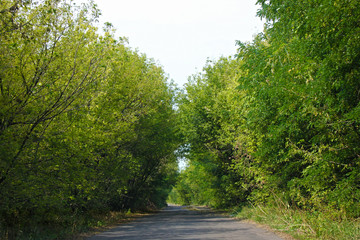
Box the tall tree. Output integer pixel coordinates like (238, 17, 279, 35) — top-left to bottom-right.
(0, 1, 181, 237)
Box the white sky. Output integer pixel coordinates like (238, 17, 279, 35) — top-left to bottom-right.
(90, 0, 264, 87)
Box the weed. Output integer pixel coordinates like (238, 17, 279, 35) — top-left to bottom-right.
(235, 205, 360, 240)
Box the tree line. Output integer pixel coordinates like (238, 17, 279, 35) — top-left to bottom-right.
(0, 0, 180, 237)
(171, 0, 360, 221)
(1, 0, 360, 238)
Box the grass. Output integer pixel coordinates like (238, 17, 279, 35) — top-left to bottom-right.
(3, 203, 359, 239)
(0, 210, 148, 240)
(232, 204, 360, 240)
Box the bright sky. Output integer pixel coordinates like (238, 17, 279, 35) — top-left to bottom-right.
(90, 0, 264, 87)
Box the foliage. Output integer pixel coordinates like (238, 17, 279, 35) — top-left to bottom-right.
(2, 0, 360, 238)
(174, 0, 360, 227)
(239, 0, 360, 216)
(173, 57, 250, 208)
(235, 203, 360, 240)
(0, 0, 180, 238)
(169, 156, 218, 206)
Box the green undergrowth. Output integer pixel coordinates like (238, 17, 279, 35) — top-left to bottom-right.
(233, 205, 360, 240)
(0, 210, 146, 240)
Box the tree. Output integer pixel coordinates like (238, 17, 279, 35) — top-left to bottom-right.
(0, 1, 181, 237)
(176, 0, 360, 218)
(176, 57, 250, 208)
(0, 0, 107, 226)
(236, 0, 360, 216)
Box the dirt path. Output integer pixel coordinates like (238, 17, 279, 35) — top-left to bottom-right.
(87, 205, 284, 240)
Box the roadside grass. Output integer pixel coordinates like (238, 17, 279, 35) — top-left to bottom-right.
(1, 210, 147, 240)
(232, 204, 360, 240)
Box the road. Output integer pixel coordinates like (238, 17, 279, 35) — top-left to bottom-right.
(87, 205, 284, 240)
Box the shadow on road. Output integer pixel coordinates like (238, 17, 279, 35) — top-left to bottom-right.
(87, 205, 283, 240)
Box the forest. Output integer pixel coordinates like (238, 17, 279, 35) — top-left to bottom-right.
(1, 0, 359, 239)
(169, 0, 360, 238)
(0, 0, 180, 238)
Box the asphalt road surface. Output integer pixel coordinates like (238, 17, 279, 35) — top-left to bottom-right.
(88, 205, 284, 240)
